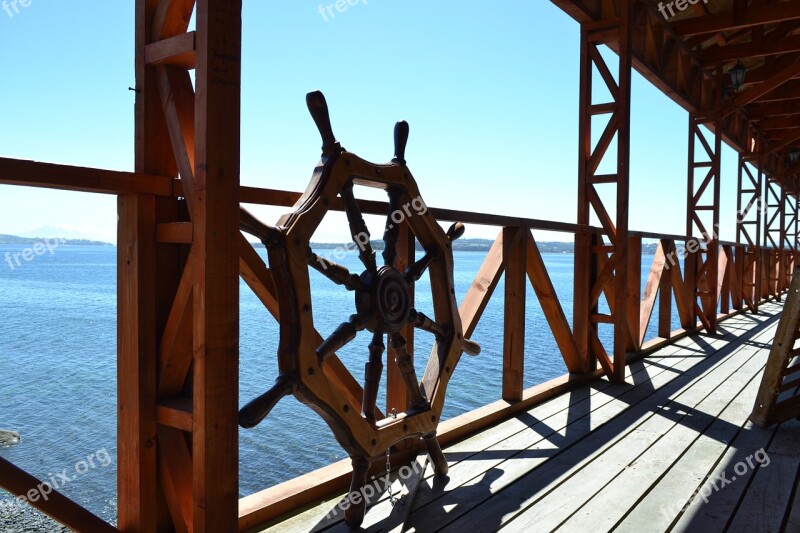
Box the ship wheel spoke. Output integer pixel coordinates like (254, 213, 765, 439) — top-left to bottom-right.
(382, 187, 402, 268)
(409, 309, 447, 339)
(404, 222, 466, 285)
(317, 314, 365, 362)
(308, 248, 366, 291)
(404, 250, 436, 285)
(362, 332, 385, 422)
(341, 180, 378, 273)
(389, 333, 428, 410)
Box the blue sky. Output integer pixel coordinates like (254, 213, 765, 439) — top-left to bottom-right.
(0, 0, 743, 243)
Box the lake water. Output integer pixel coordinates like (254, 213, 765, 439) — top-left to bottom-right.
(0, 244, 679, 521)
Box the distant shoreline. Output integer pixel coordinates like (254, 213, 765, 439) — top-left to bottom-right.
(0, 235, 660, 254)
(0, 235, 113, 246)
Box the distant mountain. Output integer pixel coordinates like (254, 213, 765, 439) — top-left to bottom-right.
(19, 225, 113, 243)
(0, 234, 112, 246)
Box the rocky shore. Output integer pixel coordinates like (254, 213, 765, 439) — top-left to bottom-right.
(0, 500, 72, 532)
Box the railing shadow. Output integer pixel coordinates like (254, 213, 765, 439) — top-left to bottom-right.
(393, 311, 783, 531)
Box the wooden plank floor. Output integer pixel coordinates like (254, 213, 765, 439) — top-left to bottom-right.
(256, 302, 800, 533)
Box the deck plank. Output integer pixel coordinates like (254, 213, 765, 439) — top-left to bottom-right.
(560, 342, 769, 532)
(670, 420, 778, 532)
(725, 419, 800, 533)
(615, 373, 768, 531)
(496, 321, 776, 532)
(438, 312, 780, 532)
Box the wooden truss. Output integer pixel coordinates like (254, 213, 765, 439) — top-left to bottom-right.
(574, 1, 637, 382)
(685, 110, 722, 334)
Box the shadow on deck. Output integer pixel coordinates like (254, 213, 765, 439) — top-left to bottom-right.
(258, 302, 800, 533)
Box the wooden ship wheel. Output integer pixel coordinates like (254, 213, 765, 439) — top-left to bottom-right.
(238, 91, 480, 527)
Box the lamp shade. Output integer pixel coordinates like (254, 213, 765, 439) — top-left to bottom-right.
(730, 62, 747, 90)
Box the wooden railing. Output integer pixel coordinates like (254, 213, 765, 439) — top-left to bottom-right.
(235, 184, 798, 528)
(0, 155, 797, 530)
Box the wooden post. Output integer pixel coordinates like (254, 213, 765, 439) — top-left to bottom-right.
(733, 245, 745, 311)
(658, 240, 673, 339)
(613, 0, 633, 382)
(192, 1, 242, 529)
(503, 227, 526, 401)
(118, 1, 181, 529)
(574, 23, 593, 376)
(625, 235, 642, 352)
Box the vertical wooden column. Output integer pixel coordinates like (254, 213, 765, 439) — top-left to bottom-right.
(573, 22, 593, 376)
(765, 172, 783, 299)
(128, 1, 242, 531)
(736, 151, 762, 312)
(614, 1, 633, 382)
(781, 178, 797, 291)
(658, 240, 673, 339)
(573, 1, 635, 382)
(118, 195, 159, 532)
(119, 1, 181, 530)
(686, 108, 721, 333)
(192, 1, 242, 530)
(503, 227, 526, 401)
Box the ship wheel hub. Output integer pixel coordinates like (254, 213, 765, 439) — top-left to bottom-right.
(356, 266, 411, 333)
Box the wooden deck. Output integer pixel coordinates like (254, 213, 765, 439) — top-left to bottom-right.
(256, 302, 800, 533)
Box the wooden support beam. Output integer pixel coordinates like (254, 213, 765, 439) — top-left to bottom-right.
(626, 236, 642, 352)
(158, 427, 194, 533)
(502, 227, 526, 402)
(190, 1, 242, 530)
(0, 157, 174, 196)
(758, 115, 800, 132)
(157, 222, 193, 243)
(118, 1, 180, 528)
(764, 130, 800, 158)
(152, 0, 196, 41)
(0, 456, 117, 533)
(146, 32, 196, 69)
(117, 194, 159, 532)
(671, 4, 800, 37)
(525, 232, 582, 373)
(700, 35, 800, 64)
(459, 232, 505, 338)
(640, 241, 666, 347)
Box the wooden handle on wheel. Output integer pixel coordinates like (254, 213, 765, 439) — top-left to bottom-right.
(462, 337, 481, 356)
(239, 373, 297, 428)
(306, 90, 341, 155)
(393, 120, 409, 165)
